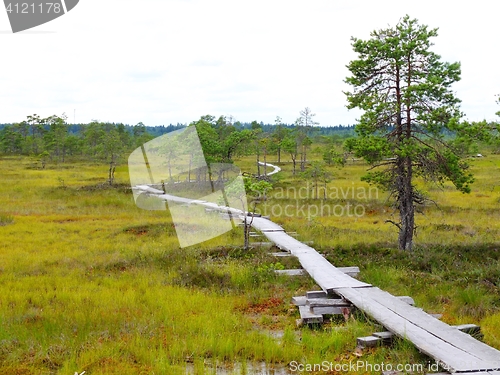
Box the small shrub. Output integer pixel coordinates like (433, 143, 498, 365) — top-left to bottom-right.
(454, 286, 496, 320)
(122, 223, 175, 237)
(0, 214, 14, 226)
(174, 263, 233, 290)
(434, 223, 465, 231)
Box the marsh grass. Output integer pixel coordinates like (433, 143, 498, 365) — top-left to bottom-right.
(0, 154, 499, 373)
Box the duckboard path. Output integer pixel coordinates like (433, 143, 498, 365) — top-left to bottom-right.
(133, 184, 500, 373)
(252, 217, 500, 373)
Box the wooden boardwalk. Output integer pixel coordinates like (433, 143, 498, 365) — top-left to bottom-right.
(133, 184, 500, 373)
(253, 218, 500, 373)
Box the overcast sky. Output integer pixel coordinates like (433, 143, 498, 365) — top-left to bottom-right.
(1, 0, 499, 127)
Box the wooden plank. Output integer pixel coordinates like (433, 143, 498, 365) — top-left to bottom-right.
(160, 193, 199, 205)
(249, 242, 273, 248)
(275, 269, 305, 276)
(298, 305, 323, 324)
(373, 331, 394, 342)
(250, 217, 286, 232)
(311, 306, 346, 315)
(453, 324, 481, 335)
(261, 231, 371, 290)
(337, 266, 360, 278)
(397, 296, 415, 305)
(269, 252, 291, 257)
(430, 313, 443, 319)
(306, 291, 328, 299)
(335, 287, 496, 372)
(299, 255, 371, 290)
(282, 266, 359, 278)
(257, 161, 281, 176)
(352, 287, 500, 367)
(134, 185, 164, 194)
(357, 336, 382, 348)
(291, 296, 307, 306)
(307, 298, 351, 307)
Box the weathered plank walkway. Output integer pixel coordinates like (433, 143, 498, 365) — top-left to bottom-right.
(254, 218, 500, 373)
(257, 161, 281, 176)
(133, 177, 500, 374)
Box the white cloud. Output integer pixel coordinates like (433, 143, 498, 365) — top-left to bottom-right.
(1, 0, 499, 125)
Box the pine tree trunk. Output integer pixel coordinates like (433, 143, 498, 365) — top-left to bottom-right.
(397, 158, 414, 251)
(300, 146, 306, 171)
(244, 220, 250, 250)
(263, 149, 267, 176)
(256, 150, 261, 176)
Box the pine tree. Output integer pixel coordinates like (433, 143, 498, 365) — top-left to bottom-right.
(344, 15, 473, 251)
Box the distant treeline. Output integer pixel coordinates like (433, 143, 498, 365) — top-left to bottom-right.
(0, 114, 357, 165)
(235, 122, 356, 136)
(0, 122, 356, 137)
(0, 116, 161, 164)
(0, 122, 187, 137)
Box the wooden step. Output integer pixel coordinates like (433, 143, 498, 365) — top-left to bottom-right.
(430, 313, 443, 319)
(397, 296, 415, 305)
(251, 242, 273, 248)
(291, 296, 307, 306)
(269, 252, 292, 257)
(454, 324, 481, 334)
(336, 266, 360, 278)
(373, 331, 394, 343)
(358, 332, 394, 348)
(359, 324, 483, 350)
(307, 298, 351, 307)
(306, 290, 328, 299)
(311, 306, 352, 315)
(275, 269, 305, 276)
(453, 324, 483, 339)
(298, 305, 323, 324)
(357, 335, 382, 348)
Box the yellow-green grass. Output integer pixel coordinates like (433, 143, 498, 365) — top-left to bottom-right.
(0, 156, 425, 374)
(1, 153, 499, 374)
